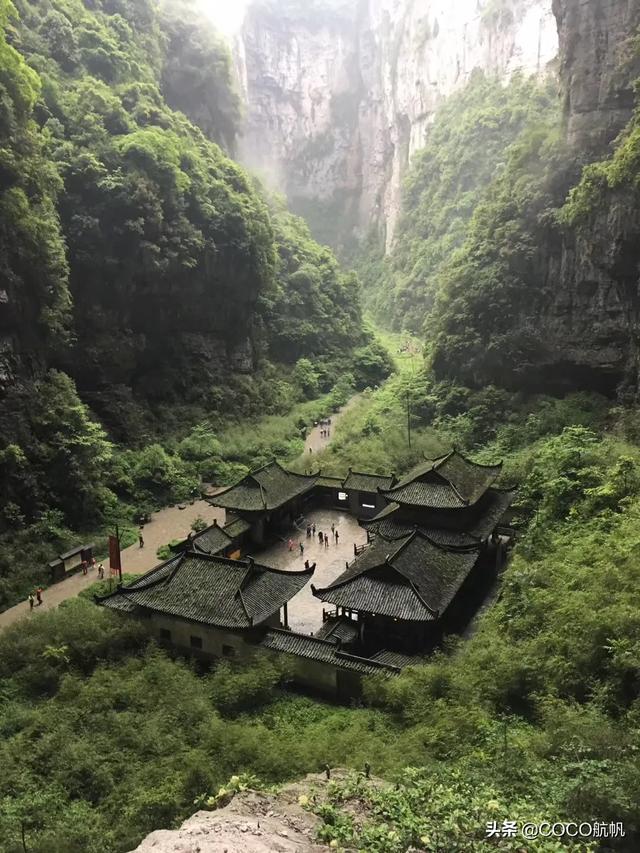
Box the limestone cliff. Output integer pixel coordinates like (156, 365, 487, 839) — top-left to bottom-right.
(553, 0, 640, 156)
(540, 0, 640, 394)
(234, 0, 558, 252)
(427, 0, 640, 396)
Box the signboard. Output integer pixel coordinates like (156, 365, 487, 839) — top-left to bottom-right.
(108, 534, 122, 581)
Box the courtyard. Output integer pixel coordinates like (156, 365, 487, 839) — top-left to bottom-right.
(255, 507, 368, 634)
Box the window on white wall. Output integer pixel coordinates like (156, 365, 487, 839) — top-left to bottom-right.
(338, 491, 348, 501)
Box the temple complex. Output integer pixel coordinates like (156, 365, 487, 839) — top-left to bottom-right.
(99, 551, 314, 658)
(98, 448, 515, 699)
(209, 461, 318, 545)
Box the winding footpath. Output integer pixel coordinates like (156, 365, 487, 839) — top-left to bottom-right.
(0, 500, 226, 632)
(301, 393, 360, 457)
(0, 396, 360, 633)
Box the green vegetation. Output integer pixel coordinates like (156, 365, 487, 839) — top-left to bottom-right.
(2, 385, 640, 850)
(0, 0, 390, 610)
(367, 72, 560, 333)
(560, 77, 640, 226)
(378, 45, 640, 395)
(3, 1, 640, 850)
(308, 771, 585, 852)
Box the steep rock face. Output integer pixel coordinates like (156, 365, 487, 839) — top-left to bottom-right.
(537, 0, 640, 394)
(235, 0, 558, 251)
(520, 208, 638, 395)
(553, 0, 640, 156)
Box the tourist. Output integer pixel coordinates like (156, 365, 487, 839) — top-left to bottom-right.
(331, 523, 335, 534)
(299, 542, 304, 556)
(81, 559, 88, 576)
(304, 559, 310, 569)
(318, 530, 323, 544)
(91, 556, 97, 570)
(312, 523, 316, 535)
(309, 447, 313, 454)
(306, 524, 311, 538)
(138, 531, 144, 548)
(36, 587, 43, 606)
(98, 563, 104, 579)
(28, 593, 34, 612)
(335, 530, 339, 544)
(324, 533, 329, 548)
(288, 539, 294, 551)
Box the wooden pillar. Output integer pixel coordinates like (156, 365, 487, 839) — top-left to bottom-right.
(283, 602, 289, 629)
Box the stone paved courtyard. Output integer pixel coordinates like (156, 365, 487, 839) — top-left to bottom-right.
(255, 507, 368, 634)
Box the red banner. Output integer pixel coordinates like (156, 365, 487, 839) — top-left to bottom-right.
(108, 534, 122, 579)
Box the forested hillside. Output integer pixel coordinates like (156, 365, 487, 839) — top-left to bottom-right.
(373, 1, 640, 397)
(0, 0, 389, 607)
(2, 1, 640, 851)
(366, 72, 561, 333)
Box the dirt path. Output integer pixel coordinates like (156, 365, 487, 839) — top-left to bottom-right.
(302, 394, 360, 459)
(0, 395, 360, 633)
(0, 499, 225, 632)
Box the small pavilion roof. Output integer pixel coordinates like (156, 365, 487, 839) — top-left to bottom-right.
(209, 461, 318, 513)
(189, 522, 233, 555)
(468, 487, 516, 538)
(314, 617, 360, 645)
(313, 531, 480, 622)
(342, 470, 395, 492)
(260, 628, 401, 675)
(380, 449, 502, 509)
(97, 551, 314, 629)
(223, 516, 251, 538)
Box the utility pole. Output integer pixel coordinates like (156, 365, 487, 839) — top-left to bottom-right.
(115, 523, 122, 583)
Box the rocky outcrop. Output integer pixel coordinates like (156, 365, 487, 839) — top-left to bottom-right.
(534, 0, 640, 395)
(130, 770, 378, 853)
(131, 793, 324, 853)
(553, 0, 640, 156)
(234, 0, 558, 251)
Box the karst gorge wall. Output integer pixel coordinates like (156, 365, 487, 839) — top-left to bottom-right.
(235, 0, 640, 396)
(533, 0, 640, 395)
(234, 0, 559, 252)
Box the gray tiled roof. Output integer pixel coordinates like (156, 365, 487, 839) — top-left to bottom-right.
(191, 524, 232, 555)
(361, 506, 484, 547)
(343, 470, 395, 492)
(381, 479, 466, 508)
(314, 617, 360, 644)
(316, 475, 345, 488)
(313, 531, 480, 621)
(382, 450, 502, 509)
(469, 488, 516, 538)
(210, 462, 318, 512)
(371, 649, 424, 668)
(261, 629, 401, 676)
(223, 516, 251, 538)
(98, 552, 313, 629)
(362, 488, 514, 546)
(318, 572, 436, 621)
